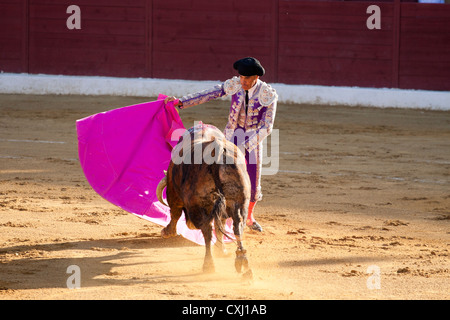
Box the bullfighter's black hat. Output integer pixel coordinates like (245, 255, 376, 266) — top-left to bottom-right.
(233, 57, 265, 77)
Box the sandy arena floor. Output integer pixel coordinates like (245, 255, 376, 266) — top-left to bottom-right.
(0, 94, 448, 300)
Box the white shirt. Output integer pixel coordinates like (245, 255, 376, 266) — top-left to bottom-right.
(246, 79, 261, 103)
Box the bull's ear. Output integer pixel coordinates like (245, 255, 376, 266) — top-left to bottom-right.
(164, 170, 167, 175)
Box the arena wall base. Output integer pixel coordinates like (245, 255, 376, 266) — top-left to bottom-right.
(0, 73, 448, 110)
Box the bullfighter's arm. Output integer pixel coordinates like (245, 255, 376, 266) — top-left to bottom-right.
(178, 84, 226, 109)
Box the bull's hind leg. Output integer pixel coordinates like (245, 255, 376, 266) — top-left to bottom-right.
(201, 224, 215, 273)
(234, 236, 249, 273)
(232, 206, 250, 273)
(161, 205, 182, 238)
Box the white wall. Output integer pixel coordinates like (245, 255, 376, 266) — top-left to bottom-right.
(1, 73, 449, 110)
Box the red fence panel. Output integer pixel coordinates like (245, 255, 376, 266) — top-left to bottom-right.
(0, 0, 28, 73)
(151, 0, 276, 82)
(399, 3, 450, 90)
(0, 0, 449, 91)
(27, 0, 149, 77)
(278, 0, 395, 87)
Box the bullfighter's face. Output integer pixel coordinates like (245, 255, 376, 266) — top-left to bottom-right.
(239, 75, 259, 91)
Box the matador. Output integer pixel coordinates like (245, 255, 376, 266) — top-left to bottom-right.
(167, 57, 278, 232)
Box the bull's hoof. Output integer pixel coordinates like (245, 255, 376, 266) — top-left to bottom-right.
(160, 227, 175, 239)
(242, 269, 253, 282)
(235, 257, 248, 273)
(235, 258, 242, 273)
(203, 262, 215, 274)
(235, 249, 248, 273)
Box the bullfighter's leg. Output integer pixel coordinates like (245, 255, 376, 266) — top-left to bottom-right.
(201, 224, 215, 273)
(245, 147, 263, 232)
(161, 205, 182, 238)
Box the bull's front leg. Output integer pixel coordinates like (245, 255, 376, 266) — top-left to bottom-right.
(201, 224, 215, 273)
(161, 205, 182, 238)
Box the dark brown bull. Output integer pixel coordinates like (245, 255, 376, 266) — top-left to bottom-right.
(156, 124, 251, 273)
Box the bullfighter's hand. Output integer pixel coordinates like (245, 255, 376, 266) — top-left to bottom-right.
(164, 96, 182, 108)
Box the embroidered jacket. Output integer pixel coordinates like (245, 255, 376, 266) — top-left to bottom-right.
(179, 76, 278, 153)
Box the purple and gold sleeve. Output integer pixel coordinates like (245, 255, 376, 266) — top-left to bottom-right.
(178, 83, 226, 109)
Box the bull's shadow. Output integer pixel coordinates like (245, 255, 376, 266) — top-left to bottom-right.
(0, 235, 201, 292)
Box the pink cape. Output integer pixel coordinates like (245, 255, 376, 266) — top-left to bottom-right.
(76, 95, 232, 245)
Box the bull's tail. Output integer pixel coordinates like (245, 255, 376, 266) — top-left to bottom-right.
(209, 165, 234, 242)
(212, 192, 226, 220)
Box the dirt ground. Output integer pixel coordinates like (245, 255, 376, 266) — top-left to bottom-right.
(0, 93, 448, 300)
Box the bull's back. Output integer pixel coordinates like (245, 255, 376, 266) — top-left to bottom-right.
(168, 128, 250, 208)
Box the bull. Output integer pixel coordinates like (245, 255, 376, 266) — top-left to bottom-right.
(156, 123, 251, 274)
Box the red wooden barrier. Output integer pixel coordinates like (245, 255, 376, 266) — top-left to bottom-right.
(0, 0, 449, 91)
(399, 3, 450, 90)
(27, 0, 148, 77)
(0, 0, 28, 72)
(152, 0, 276, 82)
(278, 1, 395, 87)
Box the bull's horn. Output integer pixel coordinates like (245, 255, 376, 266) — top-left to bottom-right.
(156, 176, 168, 206)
